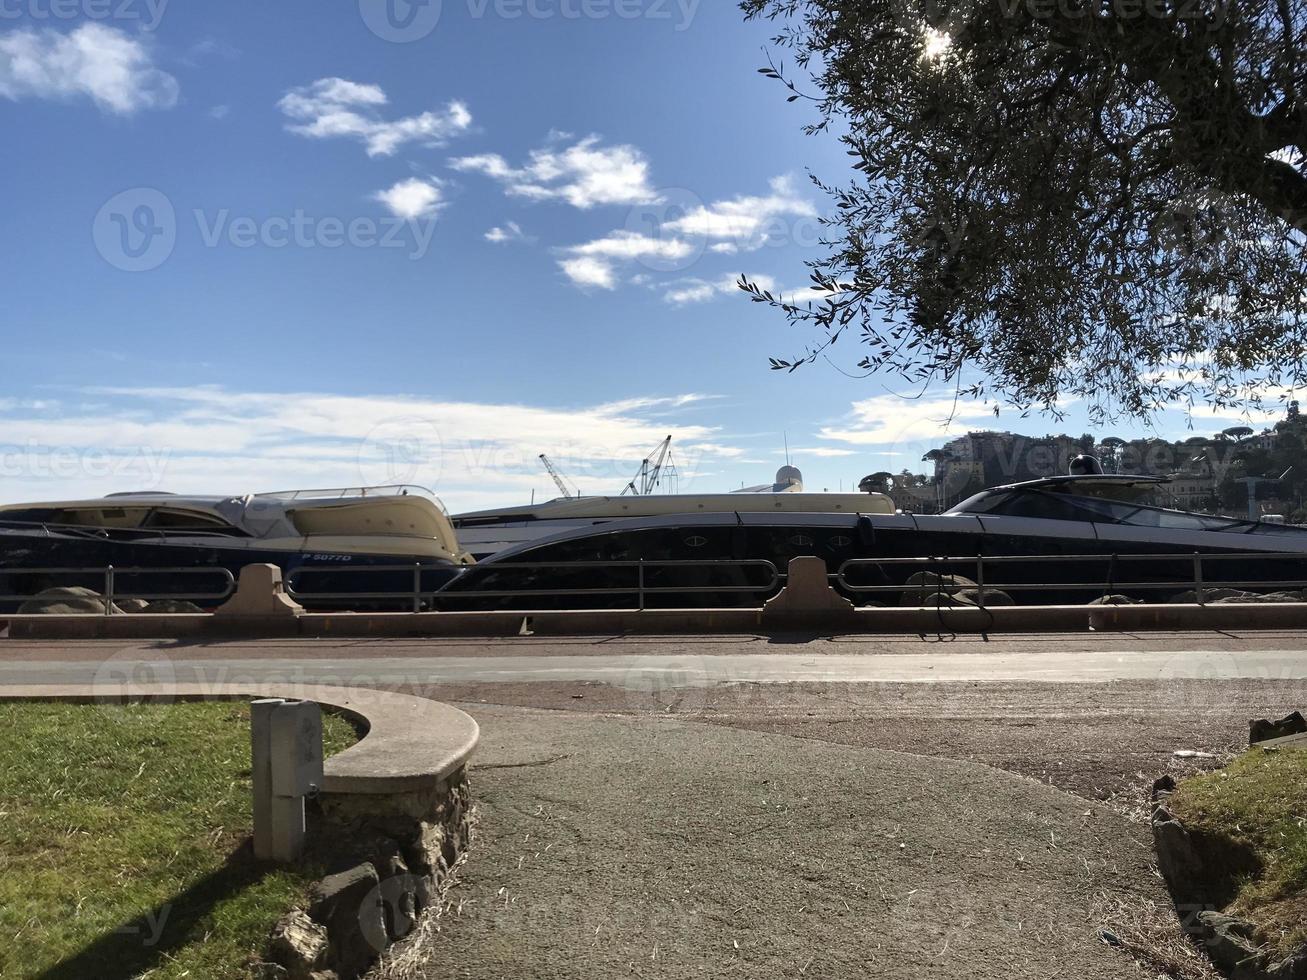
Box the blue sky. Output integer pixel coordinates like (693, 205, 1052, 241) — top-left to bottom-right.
(0, 0, 1283, 509)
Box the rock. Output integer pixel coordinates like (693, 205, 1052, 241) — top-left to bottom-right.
(1250, 711, 1307, 745)
(1170, 588, 1260, 604)
(268, 910, 329, 980)
(956, 588, 1015, 606)
(17, 587, 122, 615)
(1167, 587, 1307, 604)
(1152, 805, 1208, 908)
(372, 840, 418, 941)
(1196, 911, 1264, 976)
(144, 599, 205, 614)
(1266, 947, 1307, 980)
(375, 874, 420, 943)
(1088, 594, 1142, 605)
(900, 571, 978, 606)
(117, 598, 151, 613)
(1151, 774, 1176, 802)
(1214, 591, 1307, 604)
(309, 862, 384, 979)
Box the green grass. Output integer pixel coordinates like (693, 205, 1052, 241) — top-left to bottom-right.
(0, 701, 357, 979)
(1170, 747, 1307, 957)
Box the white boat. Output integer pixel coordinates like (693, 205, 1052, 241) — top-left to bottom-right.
(0, 485, 473, 611)
(452, 468, 897, 560)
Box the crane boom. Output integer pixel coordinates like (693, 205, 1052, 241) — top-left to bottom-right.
(622, 436, 673, 496)
(539, 454, 579, 499)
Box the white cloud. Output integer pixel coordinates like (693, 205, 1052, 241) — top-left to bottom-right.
(666, 176, 816, 251)
(545, 175, 817, 297)
(664, 274, 772, 305)
(819, 394, 999, 446)
(451, 135, 658, 209)
(1166, 403, 1283, 425)
(279, 77, 471, 157)
(0, 23, 178, 114)
(664, 281, 719, 305)
(559, 256, 617, 289)
(209, 104, 230, 120)
(569, 231, 693, 262)
(779, 285, 842, 305)
(557, 232, 697, 292)
(485, 221, 527, 244)
(785, 446, 859, 458)
(682, 442, 747, 459)
(0, 387, 737, 511)
(374, 177, 443, 219)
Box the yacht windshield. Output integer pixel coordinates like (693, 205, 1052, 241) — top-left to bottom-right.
(949, 488, 1307, 534)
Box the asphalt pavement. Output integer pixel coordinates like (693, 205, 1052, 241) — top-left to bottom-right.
(385, 705, 1164, 980)
(4, 630, 1299, 978)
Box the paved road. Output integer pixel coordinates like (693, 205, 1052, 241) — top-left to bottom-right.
(4, 631, 1294, 977)
(7, 629, 1307, 660)
(383, 705, 1164, 980)
(0, 646, 1303, 689)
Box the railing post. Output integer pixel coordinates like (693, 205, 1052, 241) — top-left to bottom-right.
(975, 553, 986, 610)
(413, 562, 422, 614)
(104, 565, 115, 616)
(638, 560, 645, 611)
(1193, 552, 1205, 606)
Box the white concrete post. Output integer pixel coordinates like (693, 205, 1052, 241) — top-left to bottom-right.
(215, 564, 306, 619)
(251, 698, 324, 863)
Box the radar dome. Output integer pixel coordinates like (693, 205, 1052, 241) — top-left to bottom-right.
(775, 465, 803, 490)
(1068, 454, 1105, 476)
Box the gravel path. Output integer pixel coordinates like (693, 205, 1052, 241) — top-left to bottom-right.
(399, 705, 1163, 980)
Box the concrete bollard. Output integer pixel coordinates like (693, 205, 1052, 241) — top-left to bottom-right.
(252, 698, 324, 863)
(762, 556, 858, 627)
(215, 564, 305, 619)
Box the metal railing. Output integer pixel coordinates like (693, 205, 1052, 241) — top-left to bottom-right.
(254, 484, 438, 501)
(286, 559, 782, 611)
(286, 563, 462, 612)
(835, 551, 1307, 607)
(0, 566, 236, 615)
(8, 550, 1307, 617)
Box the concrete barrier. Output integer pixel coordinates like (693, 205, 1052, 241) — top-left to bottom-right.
(9, 558, 1307, 638)
(1088, 602, 1307, 631)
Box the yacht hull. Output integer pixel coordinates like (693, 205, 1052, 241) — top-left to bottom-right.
(0, 527, 461, 613)
(436, 511, 1307, 609)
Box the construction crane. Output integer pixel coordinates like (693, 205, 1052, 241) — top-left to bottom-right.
(539, 454, 580, 499)
(621, 436, 674, 496)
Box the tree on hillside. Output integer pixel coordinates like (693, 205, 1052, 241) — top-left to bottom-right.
(741, 0, 1307, 420)
(859, 471, 897, 493)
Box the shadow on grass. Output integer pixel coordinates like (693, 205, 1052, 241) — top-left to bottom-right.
(37, 839, 276, 980)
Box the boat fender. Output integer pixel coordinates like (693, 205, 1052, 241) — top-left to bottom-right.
(856, 515, 876, 548)
(855, 515, 891, 588)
